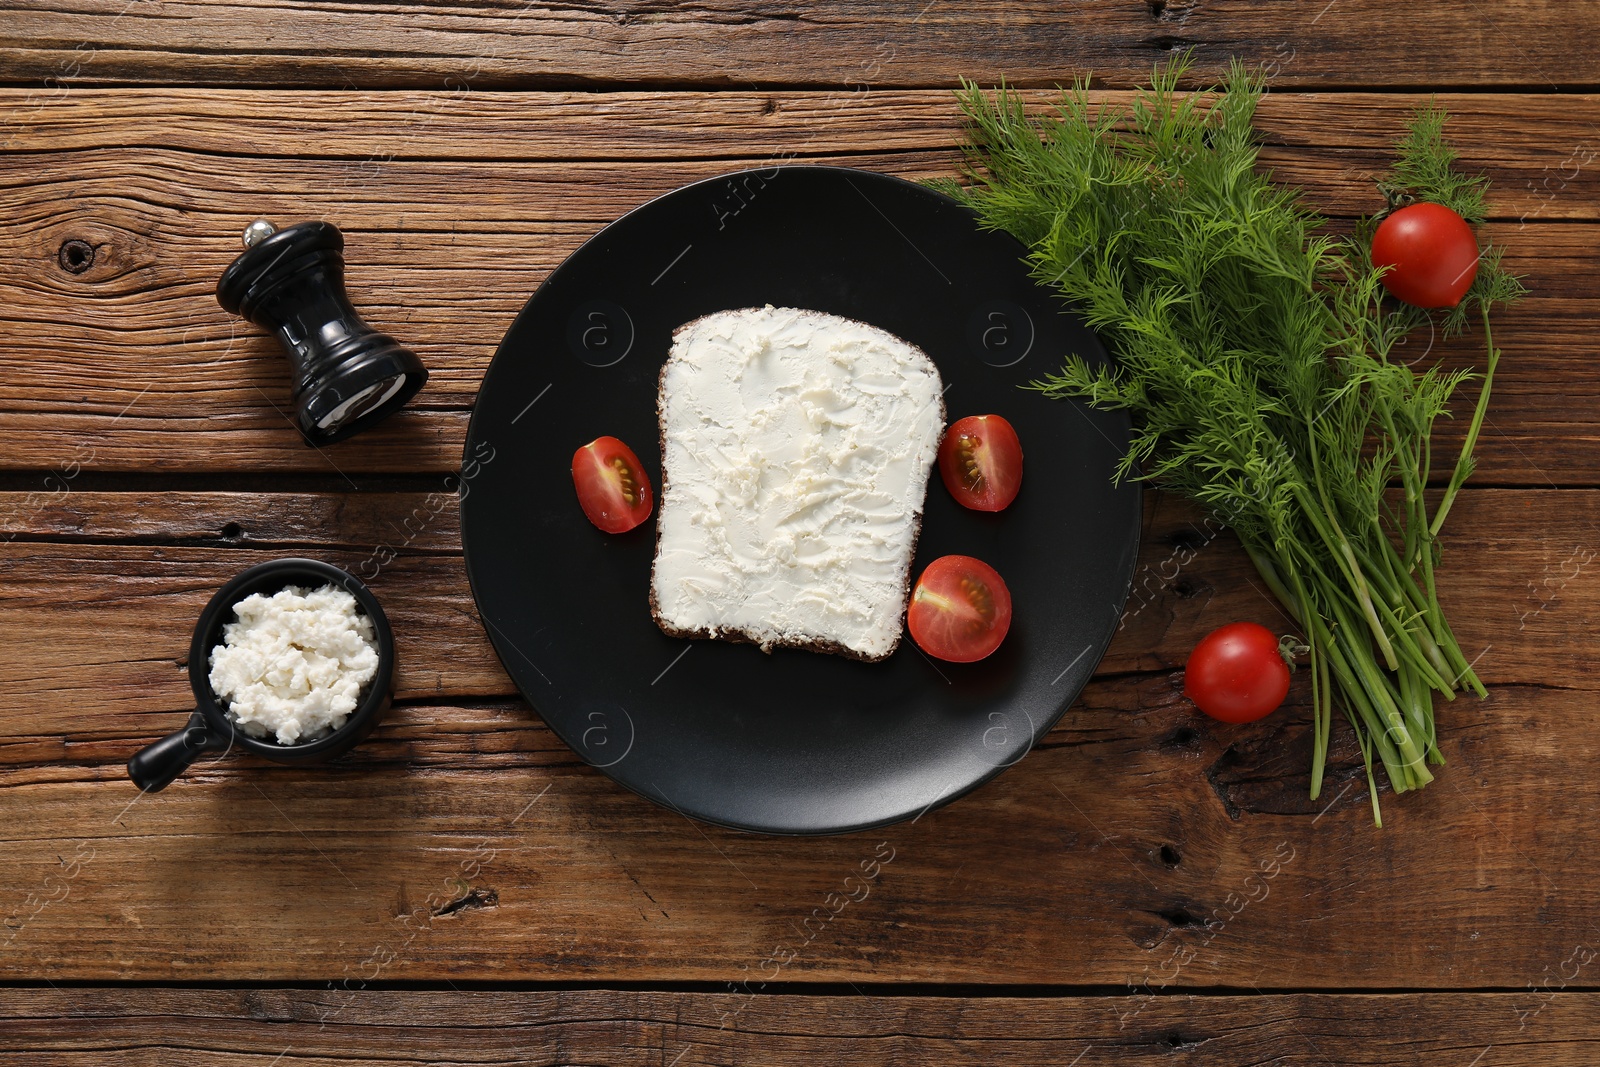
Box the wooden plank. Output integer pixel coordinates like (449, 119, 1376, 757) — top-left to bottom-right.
(0, 682, 1591, 986)
(3, 89, 1590, 219)
(0, 90, 1593, 480)
(2, 989, 1598, 1065)
(0, 486, 1590, 737)
(0, 488, 1595, 983)
(0, 0, 1594, 90)
(6, 90, 1596, 219)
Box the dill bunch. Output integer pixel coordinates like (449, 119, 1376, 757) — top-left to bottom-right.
(950, 59, 1525, 823)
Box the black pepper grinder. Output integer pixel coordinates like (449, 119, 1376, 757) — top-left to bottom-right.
(217, 220, 428, 445)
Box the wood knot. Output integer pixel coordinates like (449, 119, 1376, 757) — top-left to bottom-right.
(1147, 0, 1199, 21)
(1168, 527, 1206, 552)
(432, 887, 498, 917)
(58, 239, 95, 275)
(1160, 725, 1202, 751)
(1143, 34, 1192, 52)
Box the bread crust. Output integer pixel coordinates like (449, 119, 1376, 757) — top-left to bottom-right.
(647, 309, 944, 664)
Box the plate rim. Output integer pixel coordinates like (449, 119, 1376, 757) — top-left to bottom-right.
(459, 163, 1142, 835)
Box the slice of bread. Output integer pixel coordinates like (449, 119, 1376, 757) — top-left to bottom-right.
(650, 305, 945, 663)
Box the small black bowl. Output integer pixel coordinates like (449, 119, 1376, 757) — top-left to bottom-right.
(127, 558, 396, 792)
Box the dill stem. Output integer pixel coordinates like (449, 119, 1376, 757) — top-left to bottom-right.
(1308, 647, 1327, 799)
(1245, 544, 1298, 621)
(1321, 613, 1405, 793)
(1413, 505, 1487, 696)
(1288, 480, 1400, 671)
(1322, 583, 1432, 789)
(1396, 658, 1435, 763)
(1375, 399, 1424, 572)
(1430, 306, 1499, 538)
(1398, 529, 1455, 674)
(1370, 528, 1456, 684)
(1314, 636, 1332, 789)
(1275, 539, 1410, 786)
(1292, 476, 1449, 699)
(1343, 537, 1455, 694)
(1253, 544, 1331, 798)
(1419, 420, 1435, 535)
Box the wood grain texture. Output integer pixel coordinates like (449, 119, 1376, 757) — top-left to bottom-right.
(0, 0, 1595, 90)
(1, 90, 1594, 480)
(3, 989, 1599, 1066)
(1, 485, 1593, 730)
(0, 0, 1593, 1026)
(0, 488, 1594, 983)
(0, 698, 1591, 987)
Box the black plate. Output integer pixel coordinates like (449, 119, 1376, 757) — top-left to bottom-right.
(461, 166, 1139, 835)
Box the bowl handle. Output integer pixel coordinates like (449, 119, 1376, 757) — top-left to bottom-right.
(127, 711, 223, 793)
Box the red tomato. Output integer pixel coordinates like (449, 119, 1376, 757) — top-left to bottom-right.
(1183, 622, 1291, 723)
(1370, 202, 1480, 308)
(906, 555, 1013, 663)
(572, 436, 653, 534)
(938, 415, 1023, 512)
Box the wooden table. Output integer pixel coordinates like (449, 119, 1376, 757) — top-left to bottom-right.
(3, 4, 1597, 1064)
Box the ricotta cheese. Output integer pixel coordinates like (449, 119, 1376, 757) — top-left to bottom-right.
(208, 583, 380, 744)
(651, 305, 945, 661)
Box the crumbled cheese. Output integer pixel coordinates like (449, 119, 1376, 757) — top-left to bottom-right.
(208, 583, 379, 745)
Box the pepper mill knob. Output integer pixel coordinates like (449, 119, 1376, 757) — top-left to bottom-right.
(216, 220, 428, 446)
(241, 219, 277, 248)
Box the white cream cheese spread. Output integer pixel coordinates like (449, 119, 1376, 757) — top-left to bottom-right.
(651, 305, 945, 661)
(208, 583, 380, 744)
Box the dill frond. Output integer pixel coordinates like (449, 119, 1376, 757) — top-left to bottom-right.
(952, 59, 1523, 821)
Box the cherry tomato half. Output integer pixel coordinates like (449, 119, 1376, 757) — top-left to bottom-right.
(906, 555, 1013, 663)
(1370, 202, 1480, 309)
(572, 436, 653, 534)
(1183, 621, 1291, 724)
(938, 415, 1023, 512)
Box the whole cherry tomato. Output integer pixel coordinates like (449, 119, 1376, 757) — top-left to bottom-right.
(1183, 621, 1292, 723)
(1370, 202, 1480, 308)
